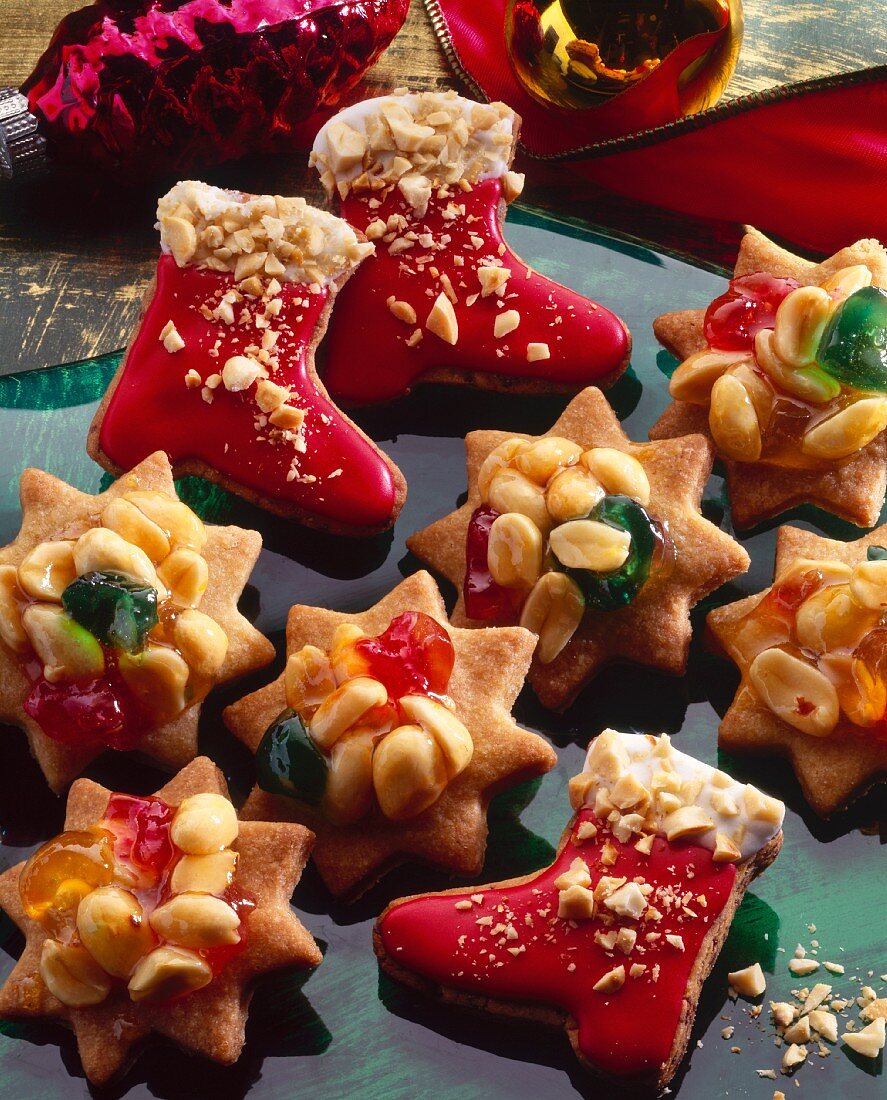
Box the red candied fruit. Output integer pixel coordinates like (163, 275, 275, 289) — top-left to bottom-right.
(202, 887, 256, 977)
(23, 662, 147, 750)
(704, 272, 800, 352)
(765, 568, 831, 621)
(355, 611, 455, 700)
(464, 505, 526, 622)
(103, 794, 176, 878)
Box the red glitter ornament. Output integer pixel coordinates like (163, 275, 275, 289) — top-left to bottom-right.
(1, 0, 408, 179)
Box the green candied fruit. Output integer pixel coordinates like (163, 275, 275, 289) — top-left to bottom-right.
(256, 709, 328, 805)
(867, 546, 887, 561)
(817, 286, 887, 393)
(61, 571, 158, 654)
(565, 494, 660, 612)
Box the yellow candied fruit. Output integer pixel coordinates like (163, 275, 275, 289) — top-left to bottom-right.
(20, 828, 115, 933)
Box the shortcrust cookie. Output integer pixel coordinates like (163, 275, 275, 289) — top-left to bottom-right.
(407, 387, 749, 710)
(0, 451, 274, 791)
(0, 756, 321, 1084)
(651, 228, 887, 529)
(375, 729, 784, 1090)
(309, 90, 631, 403)
(709, 523, 887, 815)
(88, 181, 406, 535)
(223, 571, 556, 898)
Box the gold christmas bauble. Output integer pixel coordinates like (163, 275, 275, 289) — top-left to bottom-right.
(505, 0, 743, 115)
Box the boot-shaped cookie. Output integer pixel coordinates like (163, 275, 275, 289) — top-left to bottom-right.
(89, 181, 406, 536)
(375, 729, 785, 1091)
(310, 91, 631, 404)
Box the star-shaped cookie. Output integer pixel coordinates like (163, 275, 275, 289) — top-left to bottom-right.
(223, 571, 556, 899)
(407, 387, 750, 711)
(0, 756, 322, 1085)
(709, 523, 887, 816)
(651, 227, 887, 529)
(0, 450, 274, 792)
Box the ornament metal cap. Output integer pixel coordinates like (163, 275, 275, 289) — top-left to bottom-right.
(0, 88, 49, 180)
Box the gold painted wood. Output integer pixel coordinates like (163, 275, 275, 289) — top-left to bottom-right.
(0, 0, 881, 372)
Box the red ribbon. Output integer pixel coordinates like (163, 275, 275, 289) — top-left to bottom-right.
(427, 0, 887, 254)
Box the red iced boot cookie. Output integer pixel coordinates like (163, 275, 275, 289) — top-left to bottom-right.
(89, 181, 406, 536)
(309, 91, 631, 404)
(375, 729, 785, 1091)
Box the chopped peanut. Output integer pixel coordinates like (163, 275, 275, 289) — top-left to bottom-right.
(593, 965, 625, 994)
(387, 297, 418, 325)
(426, 292, 459, 345)
(494, 309, 520, 338)
(728, 962, 766, 998)
(160, 320, 185, 354)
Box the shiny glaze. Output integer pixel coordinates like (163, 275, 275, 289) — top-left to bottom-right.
(98, 255, 398, 528)
(378, 808, 737, 1078)
(704, 272, 799, 352)
(322, 181, 631, 403)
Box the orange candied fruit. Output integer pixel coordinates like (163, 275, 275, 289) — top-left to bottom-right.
(19, 828, 115, 936)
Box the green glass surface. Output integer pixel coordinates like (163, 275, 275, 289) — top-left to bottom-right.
(0, 207, 884, 1099)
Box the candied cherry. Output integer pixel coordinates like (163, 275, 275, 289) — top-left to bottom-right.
(704, 273, 799, 352)
(24, 660, 148, 750)
(103, 794, 175, 881)
(355, 611, 455, 699)
(464, 505, 527, 622)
